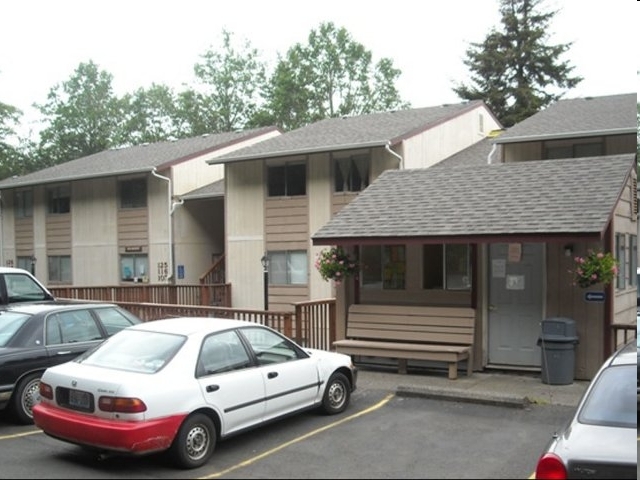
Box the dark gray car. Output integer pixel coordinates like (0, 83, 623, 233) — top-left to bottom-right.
(0, 302, 142, 424)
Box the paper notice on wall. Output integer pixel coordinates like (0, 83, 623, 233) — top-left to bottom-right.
(492, 259, 506, 278)
(508, 243, 522, 262)
(506, 274, 525, 290)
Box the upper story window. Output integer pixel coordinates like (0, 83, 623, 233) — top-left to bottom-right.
(47, 185, 70, 214)
(119, 178, 147, 208)
(267, 163, 306, 197)
(615, 233, 626, 289)
(14, 190, 33, 219)
(423, 244, 471, 290)
(335, 154, 370, 193)
(361, 245, 405, 290)
(545, 140, 604, 159)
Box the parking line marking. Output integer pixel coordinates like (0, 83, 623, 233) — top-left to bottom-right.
(199, 393, 395, 479)
(0, 429, 42, 441)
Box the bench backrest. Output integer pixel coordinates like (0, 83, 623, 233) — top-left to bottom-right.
(346, 304, 475, 346)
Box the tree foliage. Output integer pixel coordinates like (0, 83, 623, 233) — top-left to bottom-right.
(257, 22, 408, 130)
(188, 30, 266, 133)
(34, 60, 124, 167)
(453, 0, 582, 127)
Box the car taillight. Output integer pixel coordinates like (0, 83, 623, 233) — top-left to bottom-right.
(39, 381, 53, 400)
(535, 452, 567, 479)
(98, 396, 147, 413)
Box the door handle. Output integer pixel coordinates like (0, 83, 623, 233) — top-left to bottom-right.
(267, 372, 278, 379)
(206, 384, 220, 392)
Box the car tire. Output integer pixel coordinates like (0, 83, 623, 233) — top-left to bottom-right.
(11, 372, 41, 425)
(169, 413, 216, 469)
(321, 372, 351, 415)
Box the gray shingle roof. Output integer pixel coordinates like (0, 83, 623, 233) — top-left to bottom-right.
(431, 137, 496, 168)
(208, 101, 491, 164)
(0, 126, 278, 189)
(312, 154, 635, 244)
(495, 93, 636, 143)
(180, 179, 224, 200)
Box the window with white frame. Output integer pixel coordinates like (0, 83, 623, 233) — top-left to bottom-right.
(615, 234, 626, 289)
(629, 235, 637, 288)
(267, 163, 306, 197)
(334, 154, 370, 193)
(361, 245, 405, 290)
(423, 244, 471, 290)
(120, 254, 148, 282)
(14, 190, 33, 218)
(119, 178, 147, 208)
(48, 256, 72, 283)
(16, 256, 33, 272)
(267, 250, 307, 285)
(47, 184, 70, 214)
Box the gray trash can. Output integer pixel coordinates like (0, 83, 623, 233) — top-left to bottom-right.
(537, 318, 579, 385)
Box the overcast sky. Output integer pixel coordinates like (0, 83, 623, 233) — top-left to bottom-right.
(1, 0, 637, 136)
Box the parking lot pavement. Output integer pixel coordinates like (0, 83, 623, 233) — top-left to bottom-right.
(355, 365, 590, 408)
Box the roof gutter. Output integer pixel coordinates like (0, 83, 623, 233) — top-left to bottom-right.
(151, 168, 175, 282)
(494, 127, 635, 144)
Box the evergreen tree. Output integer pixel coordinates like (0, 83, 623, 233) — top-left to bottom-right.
(453, 0, 582, 127)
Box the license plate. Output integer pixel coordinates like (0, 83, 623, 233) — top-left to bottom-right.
(68, 389, 90, 409)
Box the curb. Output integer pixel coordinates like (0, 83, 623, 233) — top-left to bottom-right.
(396, 385, 530, 409)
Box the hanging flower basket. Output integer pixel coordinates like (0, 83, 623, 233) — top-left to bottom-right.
(315, 247, 358, 285)
(569, 250, 618, 288)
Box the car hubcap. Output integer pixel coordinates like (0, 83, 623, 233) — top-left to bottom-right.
(328, 381, 345, 409)
(23, 380, 40, 418)
(186, 425, 209, 460)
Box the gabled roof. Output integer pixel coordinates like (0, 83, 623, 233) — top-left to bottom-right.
(180, 179, 224, 201)
(431, 137, 496, 168)
(0, 126, 278, 189)
(312, 154, 635, 246)
(208, 101, 493, 164)
(494, 93, 636, 144)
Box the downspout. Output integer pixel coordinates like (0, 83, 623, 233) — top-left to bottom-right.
(487, 142, 497, 165)
(151, 168, 175, 282)
(385, 143, 404, 169)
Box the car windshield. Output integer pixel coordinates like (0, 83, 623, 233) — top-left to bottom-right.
(0, 312, 31, 347)
(578, 364, 636, 428)
(4, 273, 51, 303)
(76, 328, 186, 373)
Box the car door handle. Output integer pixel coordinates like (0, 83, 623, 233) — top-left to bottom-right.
(267, 372, 278, 379)
(56, 350, 72, 355)
(206, 384, 220, 392)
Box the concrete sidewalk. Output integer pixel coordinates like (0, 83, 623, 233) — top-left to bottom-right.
(356, 366, 590, 409)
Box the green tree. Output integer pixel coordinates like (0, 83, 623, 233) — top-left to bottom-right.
(0, 98, 23, 178)
(453, 0, 582, 127)
(186, 30, 266, 133)
(120, 83, 183, 145)
(34, 60, 124, 167)
(257, 21, 409, 131)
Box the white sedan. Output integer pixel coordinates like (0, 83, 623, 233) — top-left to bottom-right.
(33, 317, 357, 469)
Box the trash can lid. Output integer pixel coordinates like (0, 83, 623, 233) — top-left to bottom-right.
(538, 334, 579, 343)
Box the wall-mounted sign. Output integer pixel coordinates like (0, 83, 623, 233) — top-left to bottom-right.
(506, 274, 525, 290)
(507, 243, 522, 263)
(125, 246, 142, 252)
(584, 291, 605, 302)
(492, 259, 506, 278)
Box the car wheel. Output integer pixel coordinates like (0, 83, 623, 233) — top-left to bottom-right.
(169, 413, 216, 469)
(321, 372, 351, 415)
(11, 372, 41, 425)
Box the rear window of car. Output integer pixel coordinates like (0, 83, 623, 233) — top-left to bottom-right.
(78, 329, 185, 373)
(578, 364, 636, 428)
(92, 307, 141, 336)
(0, 312, 31, 347)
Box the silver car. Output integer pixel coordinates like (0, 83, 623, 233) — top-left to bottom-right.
(534, 338, 637, 479)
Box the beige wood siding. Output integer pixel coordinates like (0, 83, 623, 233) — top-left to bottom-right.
(225, 160, 265, 309)
(403, 105, 501, 169)
(118, 209, 149, 247)
(45, 214, 71, 254)
(14, 217, 34, 257)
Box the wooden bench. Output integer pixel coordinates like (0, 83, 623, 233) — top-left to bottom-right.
(333, 304, 475, 380)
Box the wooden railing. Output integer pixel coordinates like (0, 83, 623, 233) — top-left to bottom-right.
(49, 284, 231, 308)
(49, 287, 337, 351)
(199, 254, 226, 285)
